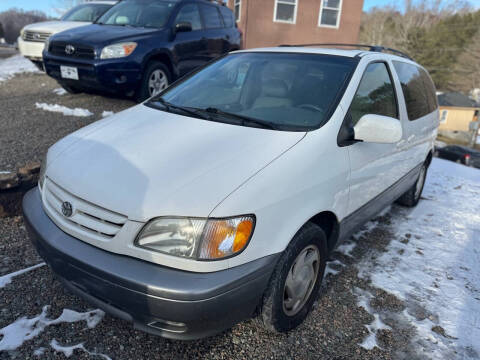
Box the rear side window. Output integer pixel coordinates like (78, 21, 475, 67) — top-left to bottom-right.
(219, 6, 234, 28)
(200, 4, 223, 29)
(393, 61, 438, 121)
(349, 62, 398, 125)
(175, 4, 202, 30)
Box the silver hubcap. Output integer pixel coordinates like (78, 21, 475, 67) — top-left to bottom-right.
(283, 245, 320, 316)
(415, 166, 426, 199)
(148, 69, 168, 96)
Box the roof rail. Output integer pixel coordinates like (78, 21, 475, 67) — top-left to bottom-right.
(278, 43, 413, 60)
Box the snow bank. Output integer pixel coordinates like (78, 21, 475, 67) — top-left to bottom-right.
(35, 103, 93, 117)
(0, 263, 45, 288)
(0, 55, 39, 82)
(358, 158, 480, 359)
(0, 306, 104, 351)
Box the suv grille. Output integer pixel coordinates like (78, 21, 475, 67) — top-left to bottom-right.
(43, 178, 127, 241)
(23, 31, 51, 43)
(49, 41, 96, 59)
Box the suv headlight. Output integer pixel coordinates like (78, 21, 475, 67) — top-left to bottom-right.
(135, 216, 255, 260)
(100, 42, 137, 59)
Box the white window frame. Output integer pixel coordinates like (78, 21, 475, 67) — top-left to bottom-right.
(318, 0, 343, 29)
(234, 0, 241, 22)
(273, 0, 298, 24)
(440, 110, 448, 124)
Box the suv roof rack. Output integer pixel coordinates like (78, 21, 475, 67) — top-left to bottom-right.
(278, 43, 413, 60)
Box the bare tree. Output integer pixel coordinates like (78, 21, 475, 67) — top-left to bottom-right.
(449, 34, 480, 92)
(0, 9, 49, 44)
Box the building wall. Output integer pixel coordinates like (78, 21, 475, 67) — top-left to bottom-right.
(227, 0, 364, 49)
(438, 106, 478, 132)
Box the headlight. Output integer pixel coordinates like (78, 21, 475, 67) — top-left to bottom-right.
(38, 156, 47, 190)
(100, 42, 137, 59)
(135, 216, 255, 260)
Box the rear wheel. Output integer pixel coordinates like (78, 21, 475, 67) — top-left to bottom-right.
(259, 223, 327, 333)
(135, 61, 171, 103)
(396, 163, 427, 207)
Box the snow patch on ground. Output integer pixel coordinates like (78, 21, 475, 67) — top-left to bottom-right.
(357, 158, 480, 359)
(0, 263, 45, 288)
(354, 287, 391, 350)
(53, 88, 67, 96)
(102, 111, 115, 118)
(336, 242, 356, 257)
(0, 55, 39, 82)
(50, 339, 112, 359)
(324, 259, 344, 277)
(0, 306, 104, 351)
(35, 103, 93, 117)
(33, 347, 46, 356)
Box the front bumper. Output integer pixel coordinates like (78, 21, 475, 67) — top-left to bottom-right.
(23, 188, 279, 340)
(43, 53, 142, 93)
(18, 37, 45, 61)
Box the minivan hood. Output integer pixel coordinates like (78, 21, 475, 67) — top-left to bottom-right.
(50, 24, 159, 45)
(23, 21, 91, 34)
(46, 105, 305, 221)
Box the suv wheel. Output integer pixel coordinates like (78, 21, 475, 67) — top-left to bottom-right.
(136, 61, 171, 102)
(397, 163, 427, 207)
(259, 223, 327, 333)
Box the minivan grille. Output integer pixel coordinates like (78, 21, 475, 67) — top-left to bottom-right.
(22, 31, 51, 43)
(49, 41, 95, 59)
(43, 179, 127, 241)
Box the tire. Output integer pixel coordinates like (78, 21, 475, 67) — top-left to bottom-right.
(60, 84, 82, 94)
(259, 223, 328, 333)
(396, 163, 427, 207)
(135, 61, 171, 103)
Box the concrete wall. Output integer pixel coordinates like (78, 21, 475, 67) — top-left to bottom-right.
(227, 0, 364, 49)
(438, 106, 478, 132)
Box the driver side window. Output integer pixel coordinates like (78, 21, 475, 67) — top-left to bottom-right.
(175, 4, 203, 30)
(350, 62, 398, 125)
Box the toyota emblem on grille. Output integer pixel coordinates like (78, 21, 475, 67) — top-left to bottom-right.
(33, 33, 41, 40)
(65, 44, 75, 55)
(62, 202, 73, 217)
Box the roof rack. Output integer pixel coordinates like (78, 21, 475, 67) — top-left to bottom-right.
(278, 43, 413, 60)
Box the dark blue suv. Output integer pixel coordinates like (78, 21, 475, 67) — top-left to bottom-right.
(43, 0, 241, 101)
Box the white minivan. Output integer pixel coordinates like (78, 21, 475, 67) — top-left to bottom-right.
(23, 45, 439, 340)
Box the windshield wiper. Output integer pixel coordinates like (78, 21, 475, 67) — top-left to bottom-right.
(201, 107, 278, 130)
(155, 98, 210, 120)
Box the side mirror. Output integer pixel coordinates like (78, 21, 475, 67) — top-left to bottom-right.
(354, 114, 402, 144)
(175, 22, 192, 33)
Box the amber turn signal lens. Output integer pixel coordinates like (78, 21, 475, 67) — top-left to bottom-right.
(198, 216, 255, 260)
(123, 43, 137, 56)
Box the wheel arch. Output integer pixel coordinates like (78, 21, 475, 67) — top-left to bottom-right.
(143, 50, 177, 80)
(426, 150, 433, 168)
(306, 211, 340, 253)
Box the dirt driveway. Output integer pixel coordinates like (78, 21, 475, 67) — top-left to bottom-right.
(1, 58, 479, 360)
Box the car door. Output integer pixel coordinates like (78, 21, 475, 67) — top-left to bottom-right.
(346, 60, 408, 216)
(390, 61, 438, 172)
(199, 4, 226, 61)
(171, 3, 209, 77)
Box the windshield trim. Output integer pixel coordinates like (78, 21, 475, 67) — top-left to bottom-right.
(146, 52, 360, 132)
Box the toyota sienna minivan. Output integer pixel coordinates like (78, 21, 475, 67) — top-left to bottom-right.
(24, 45, 439, 340)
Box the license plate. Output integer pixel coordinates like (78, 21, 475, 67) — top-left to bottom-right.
(60, 66, 79, 80)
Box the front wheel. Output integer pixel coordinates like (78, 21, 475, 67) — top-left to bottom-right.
(259, 223, 327, 333)
(135, 61, 171, 103)
(396, 163, 427, 207)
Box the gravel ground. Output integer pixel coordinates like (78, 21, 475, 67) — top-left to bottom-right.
(0, 72, 133, 172)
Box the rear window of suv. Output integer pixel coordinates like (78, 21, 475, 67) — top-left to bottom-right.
(393, 61, 438, 121)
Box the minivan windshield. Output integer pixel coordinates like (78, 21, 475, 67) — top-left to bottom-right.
(96, 0, 176, 28)
(148, 53, 358, 131)
(62, 4, 113, 22)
